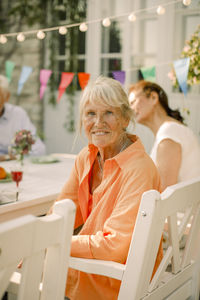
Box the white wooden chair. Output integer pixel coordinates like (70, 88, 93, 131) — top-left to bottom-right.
(69, 177, 200, 300)
(0, 199, 76, 300)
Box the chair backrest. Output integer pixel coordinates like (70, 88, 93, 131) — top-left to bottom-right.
(0, 199, 76, 300)
(119, 177, 200, 300)
(68, 177, 200, 300)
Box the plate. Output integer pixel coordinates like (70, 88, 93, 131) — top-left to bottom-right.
(0, 173, 12, 183)
(0, 189, 16, 205)
(31, 156, 60, 164)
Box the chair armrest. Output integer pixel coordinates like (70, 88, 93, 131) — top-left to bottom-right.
(8, 271, 21, 294)
(69, 257, 125, 280)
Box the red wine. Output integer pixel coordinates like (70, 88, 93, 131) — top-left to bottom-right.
(11, 171, 23, 187)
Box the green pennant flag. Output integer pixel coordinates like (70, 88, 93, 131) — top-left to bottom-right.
(141, 66, 156, 82)
(5, 60, 15, 82)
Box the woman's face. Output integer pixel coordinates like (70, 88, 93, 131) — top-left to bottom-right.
(82, 101, 129, 150)
(128, 89, 155, 124)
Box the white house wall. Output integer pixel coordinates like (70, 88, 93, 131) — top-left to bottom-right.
(44, 0, 200, 155)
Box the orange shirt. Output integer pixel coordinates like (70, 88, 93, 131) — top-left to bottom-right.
(57, 135, 162, 300)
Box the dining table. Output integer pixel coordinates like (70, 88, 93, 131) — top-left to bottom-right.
(0, 154, 76, 223)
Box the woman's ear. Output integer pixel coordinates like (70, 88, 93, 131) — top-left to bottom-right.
(122, 117, 130, 129)
(150, 91, 159, 105)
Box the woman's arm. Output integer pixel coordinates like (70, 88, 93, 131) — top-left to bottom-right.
(156, 138, 182, 191)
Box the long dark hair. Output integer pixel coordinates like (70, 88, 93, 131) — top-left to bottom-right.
(129, 80, 184, 123)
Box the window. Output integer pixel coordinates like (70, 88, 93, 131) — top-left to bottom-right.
(53, 0, 87, 88)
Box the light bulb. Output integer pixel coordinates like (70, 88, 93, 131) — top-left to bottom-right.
(102, 18, 111, 27)
(37, 30, 45, 39)
(157, 5, 165, 15)
(79, 23, 88, 32)
(183, 0, 191, 5)
(128, 13, 136, 22)
(17, 33, 25, 42)
(0, 35, 7, 44)
(59, 26, 68, 35)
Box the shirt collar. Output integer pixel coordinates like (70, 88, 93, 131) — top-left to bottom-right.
(87, 134, 145, 169)
(115, 135, 145, 169)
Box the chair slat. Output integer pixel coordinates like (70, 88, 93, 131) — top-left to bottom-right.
(181, 203, 200, 269)
(168, 214, 181, 274)
(148, 246, 172, 292)
(0, 199, 76, 300)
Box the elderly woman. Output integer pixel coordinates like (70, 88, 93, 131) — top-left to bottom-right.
(57, 76, 162, 300)
(128, 80, 200, 192)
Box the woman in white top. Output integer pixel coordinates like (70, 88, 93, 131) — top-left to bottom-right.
(128, 80, 200, 191)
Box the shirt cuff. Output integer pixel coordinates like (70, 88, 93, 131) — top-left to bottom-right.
(70, 235, 93, 259)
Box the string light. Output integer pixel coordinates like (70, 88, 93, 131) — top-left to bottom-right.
(157, 6, 166, 15)
(37, 30, 45, 39)
(128, 13, 137, 22)
(17, 33, 25, 42)
(0, 35, 7, 44)
(102, 18, 111, 27)
(0, 0, 189, 43)
(59, 26, 68, 35)
(183, 0, 191, 5)
(79, 22, 88, 32)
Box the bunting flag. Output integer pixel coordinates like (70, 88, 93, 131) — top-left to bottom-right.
(57, 72, 74, 102)
(5, 60, 15, 82)
(173, 57, 190, 96)
(141, 66, 156, 82)
(40, 69, 52, 99)
(5, 58, 192, 100)
(112, 71, 126, 85)
(78, 72, 90, 90)
(17, 66, 33, 95)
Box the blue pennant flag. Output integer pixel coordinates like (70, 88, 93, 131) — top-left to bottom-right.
(17, 66, 33, 95)
(173, 58, 190, 96)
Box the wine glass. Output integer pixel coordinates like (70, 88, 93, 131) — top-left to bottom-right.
(11, 167, 23, 201)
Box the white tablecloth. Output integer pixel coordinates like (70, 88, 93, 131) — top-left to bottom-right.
(0, 154, 76, 223)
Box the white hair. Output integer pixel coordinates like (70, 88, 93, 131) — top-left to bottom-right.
(79, 76, 135, 133)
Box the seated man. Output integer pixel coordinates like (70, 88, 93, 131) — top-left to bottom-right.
(0, 75, 46, 161)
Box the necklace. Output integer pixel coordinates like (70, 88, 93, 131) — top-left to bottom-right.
(97, 138, 130, 174)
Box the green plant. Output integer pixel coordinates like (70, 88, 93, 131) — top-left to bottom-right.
(48, 0, 86, 132)
(1, 0, 86, 133)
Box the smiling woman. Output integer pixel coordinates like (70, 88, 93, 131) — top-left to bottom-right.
(56, 76, 162, 300)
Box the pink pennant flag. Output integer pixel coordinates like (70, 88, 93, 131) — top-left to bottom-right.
(57, 72, 74, 102)
(40, 69, 52, 99)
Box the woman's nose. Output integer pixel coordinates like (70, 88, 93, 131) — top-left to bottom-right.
(95, 113, 105, 124)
